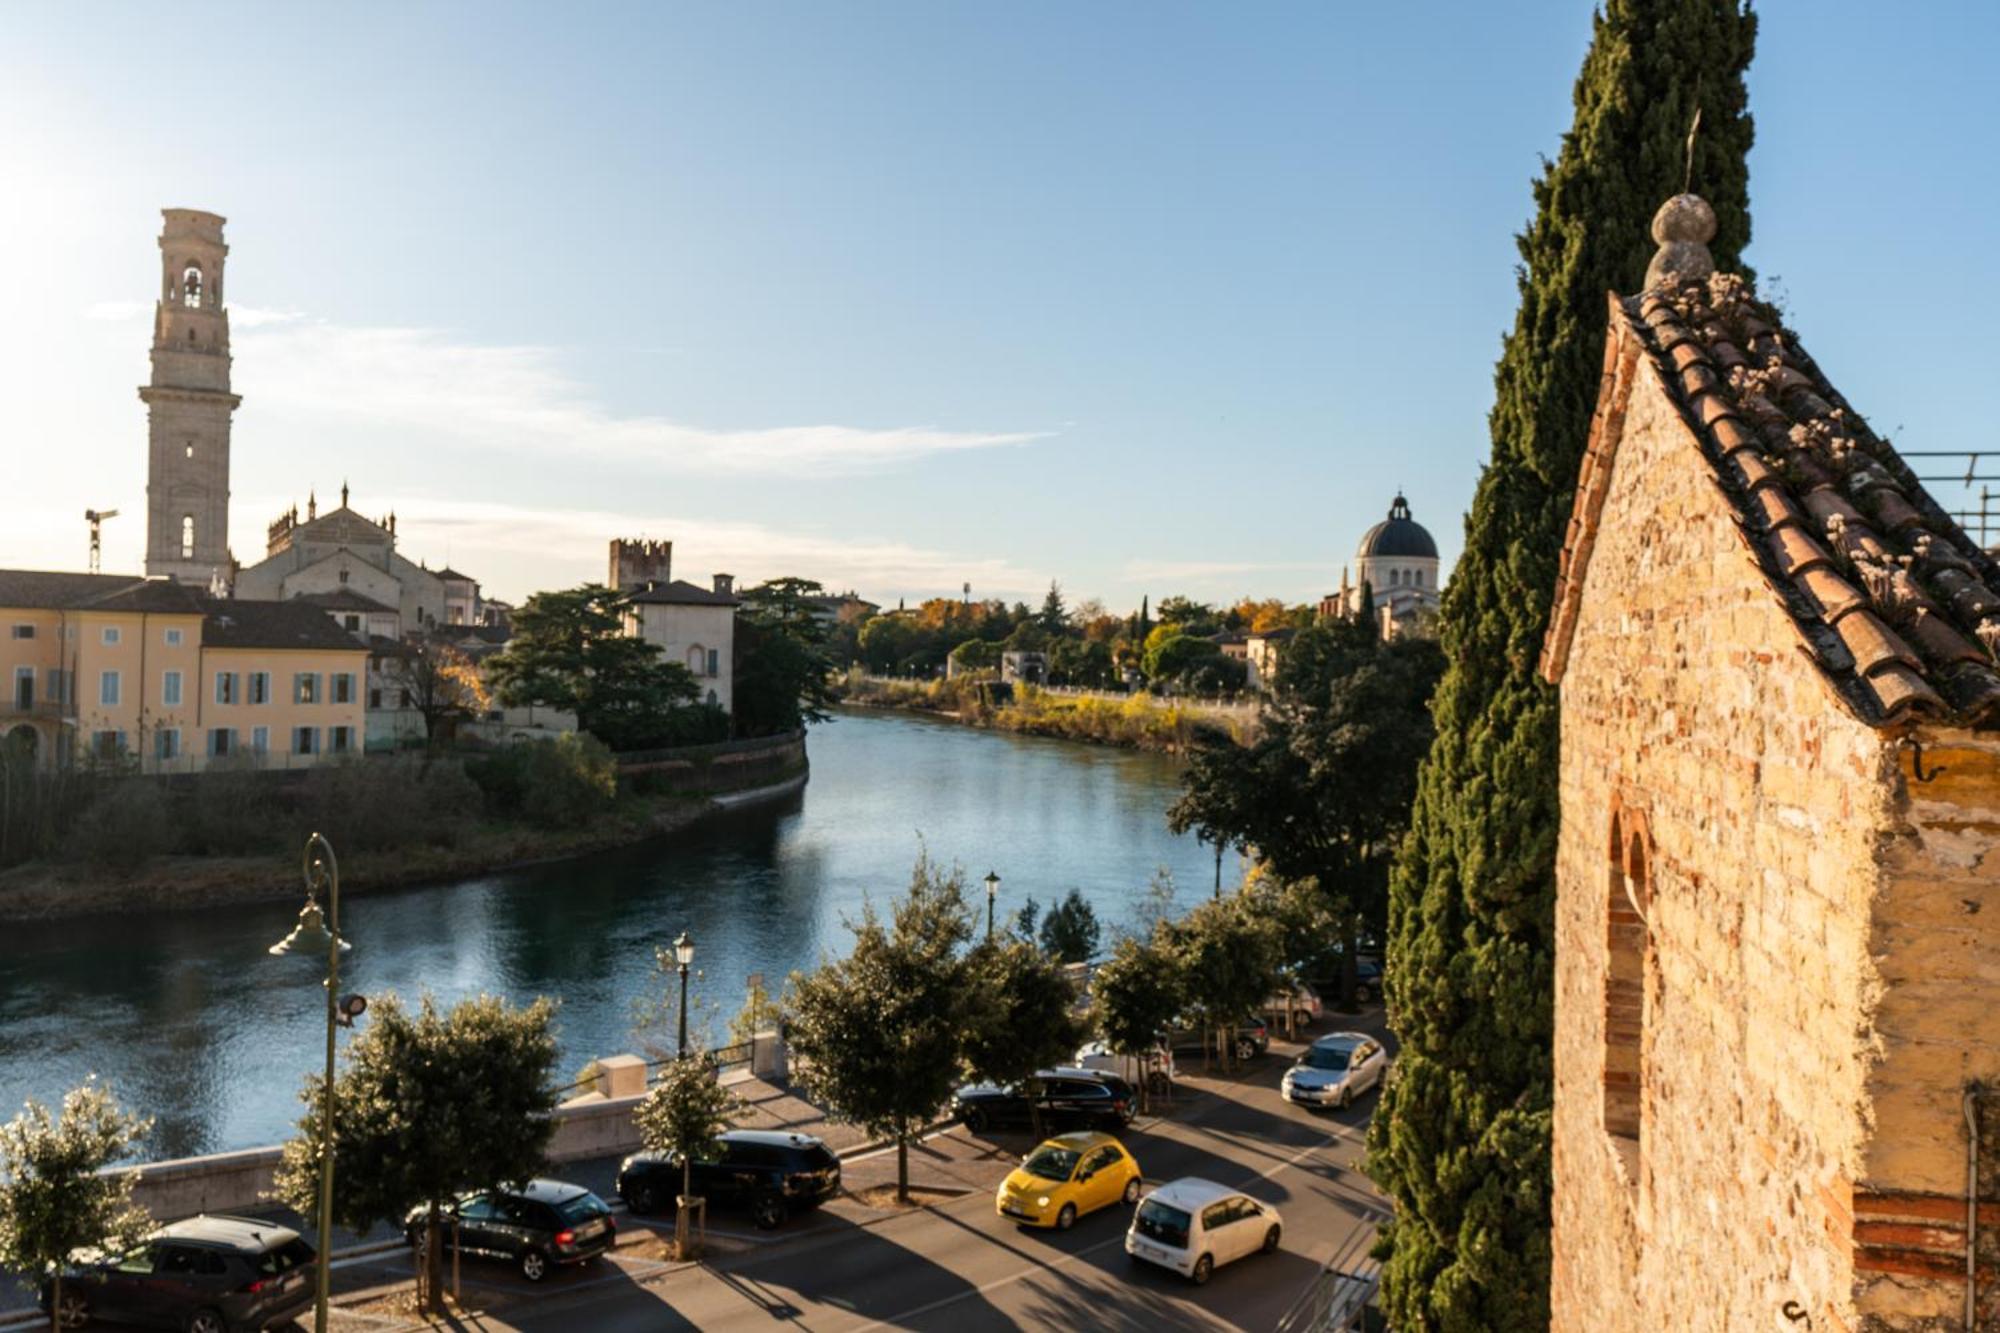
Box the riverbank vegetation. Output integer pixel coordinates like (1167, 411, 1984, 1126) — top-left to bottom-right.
(833, 671, 1253, 752)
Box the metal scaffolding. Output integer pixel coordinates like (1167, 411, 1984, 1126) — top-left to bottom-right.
(1905, 451, 2000, 552)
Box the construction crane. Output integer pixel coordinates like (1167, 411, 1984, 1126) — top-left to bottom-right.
(84, 508, 119, 573)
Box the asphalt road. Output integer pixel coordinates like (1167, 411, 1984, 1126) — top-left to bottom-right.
(483, 1049, 1391, 1332)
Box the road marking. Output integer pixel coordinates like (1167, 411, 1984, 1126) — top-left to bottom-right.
(850, 1119, 1344, 1331)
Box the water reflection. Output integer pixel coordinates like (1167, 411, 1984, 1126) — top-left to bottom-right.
(0, 711, 1239, 1156)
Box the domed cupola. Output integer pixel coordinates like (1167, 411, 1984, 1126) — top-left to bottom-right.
(1356, 493, 1439, 561)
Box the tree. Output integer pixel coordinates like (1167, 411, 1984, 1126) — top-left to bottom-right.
(1037, 889, 1101, 964)
(486, 584, 701, 750)
(1038, 581, 1067, 635)
(0, 1082, 151, 1333)
(1170, 617, 1443, 1004)
(1013, 897, 1040, 940)
(786, 855, 973, 1201)
(961, 939, 1089, 1136)
(1141, 631, 1221, 685)
(632, 1056, 742, 1255)
(391, 643, 490, 748)
(727, 973, 782, 1049)
(1089, 934, 1184, 1113)
(1367, 6, 1756, 1328)
(736, 577, 838, 736)
(273, 992, 560, 1312)
(1164, 896, 1281, 1073)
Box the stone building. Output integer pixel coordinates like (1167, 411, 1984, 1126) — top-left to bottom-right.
(606, 540, 739, 713)
(233, 484, 473, 632)
(1540, 196, 2000, 1331)
(142, 209, 239, 590)
(1318, 494, 1442, 639)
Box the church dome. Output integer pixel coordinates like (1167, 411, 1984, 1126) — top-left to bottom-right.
(1356, 494, 1438, 561)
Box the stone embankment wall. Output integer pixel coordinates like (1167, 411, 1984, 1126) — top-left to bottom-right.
(119, 1032, 785, 1222)
(1552, 367, 1892, 1331)
(618, 731, 806, 796)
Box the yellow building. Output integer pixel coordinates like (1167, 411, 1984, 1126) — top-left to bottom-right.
(1, 570, 367, 771)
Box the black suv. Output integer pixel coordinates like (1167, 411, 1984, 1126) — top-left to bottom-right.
(1167, 1018, 1271, 1062)
(403, 1179, 615, 1282)
(952, 1067, 1136, 1133)
(618, 1130, 841, 1230)
(40, 1214, 317, 1333)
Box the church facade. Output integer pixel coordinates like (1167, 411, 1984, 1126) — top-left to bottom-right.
(233, 486, 462, 632)
(1317, 494, 1443, 640)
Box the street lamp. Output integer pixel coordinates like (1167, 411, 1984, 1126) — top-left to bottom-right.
(267, 833, 353, 1333)
(984, 871, 1001, 941)
(674, 931, 695, 1058)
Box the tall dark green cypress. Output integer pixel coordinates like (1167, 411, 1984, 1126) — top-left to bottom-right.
(1364, 5, 1755, 1328)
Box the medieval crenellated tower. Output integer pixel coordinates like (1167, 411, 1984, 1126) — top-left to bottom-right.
(141, 208, 239, 588)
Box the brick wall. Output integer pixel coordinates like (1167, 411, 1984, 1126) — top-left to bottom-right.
(1553, 359, 1898, 1331)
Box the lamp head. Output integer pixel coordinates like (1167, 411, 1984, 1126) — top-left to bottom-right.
(267, 900, 349, 957)
(673, 930, 695, 968)
(984, 871, 1000, 899)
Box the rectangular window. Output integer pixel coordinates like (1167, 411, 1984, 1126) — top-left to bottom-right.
(331, 673, 355, 705)
(294, 673, 319, 705)
(12, 666, 31, 709)
(9, 624, 32, 639)
(155, 729, 179, 761)
(708, 648, 720, 677)
(101, 626, 121, 646)
(208, 728, 234, 758)
(46, 668, 66, 705)
(99, 670, 120, 706)
(162, 670, 183, 707)
(330, 726, 353, 754)
(93, 730, 122, 759)
(342, 614, 361, 632)
(400, 689, 414, 709)
(249, 672, 270, 705)
(251, 726, 269, 755)
(368, 688, 382, 709)
(164, 627, 184, 647)
(214, 672, 237, 705)
(293, 726, 318, 756)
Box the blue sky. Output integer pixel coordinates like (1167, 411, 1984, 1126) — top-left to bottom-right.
(3, 2, 1996, 610)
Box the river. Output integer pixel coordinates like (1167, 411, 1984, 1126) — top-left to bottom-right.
(0, 710, 1241, 1159)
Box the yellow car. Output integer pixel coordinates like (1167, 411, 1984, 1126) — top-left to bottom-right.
(995, 1131, 1143, 1230)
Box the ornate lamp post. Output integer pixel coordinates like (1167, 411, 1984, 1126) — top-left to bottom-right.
(984, 871, 1001, 941)
(674, 931, 695, 1058)
(267, 833, 363, 1333)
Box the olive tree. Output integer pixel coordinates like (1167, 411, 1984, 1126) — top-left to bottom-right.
(273, 993, 560, 1313)
(786, 855, 973, 1201)
(960, 938, 1089, 1136)
(1090, 934, 1185, 1112)
(0, 1082, 152, 1333)
(632, 1056, 742, 1255)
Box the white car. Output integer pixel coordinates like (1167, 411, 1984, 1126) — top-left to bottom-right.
(1280, 1032, 1389, 1109)
(1074, 1040, 1178, 1092)
(1263, 983, 1324, 1028)
(1125, 1177, 1282, 1284)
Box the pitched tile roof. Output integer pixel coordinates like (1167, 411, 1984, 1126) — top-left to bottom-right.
(1543, 271, 2000, 729)
(626, 579, 742, 608)
(293, 588, 397, 613)
(200, 599, 368, 653)
(0, 569, 153, 610)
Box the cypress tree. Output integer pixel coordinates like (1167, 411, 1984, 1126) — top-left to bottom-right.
(1364, 5, 1756, 1328)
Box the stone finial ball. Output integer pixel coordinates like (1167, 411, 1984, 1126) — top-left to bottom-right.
(1652, 193, 1717, 246)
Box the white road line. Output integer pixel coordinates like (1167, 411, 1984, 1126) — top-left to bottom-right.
(850, 1121, 1343, 1331)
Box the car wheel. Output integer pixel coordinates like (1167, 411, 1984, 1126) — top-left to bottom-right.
(1337, 1084, 1353, 1109)
(185, 1310, 227, 1333)
(1356, 984, 1374, 1004)
(518, 1248, 549, 1283)
(1262, 1224, 1282, 1254)
(1190, 1253, 1213, 1285)
(630, 1182, 658, 1214)
(1235, 1038, 1256, 1062)
(54, 1291, 87, 1329)
(752, 1193, 787, 1231)
(1056, 1203, 1077, 1231)
(1122, 1177, 1141, 1206)
(964, 1107, 989, 1133)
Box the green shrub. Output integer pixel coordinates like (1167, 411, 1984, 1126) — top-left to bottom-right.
(63, 780, 174, 869)
(293, 757, 483, 853)
(466, 734, 618, 829)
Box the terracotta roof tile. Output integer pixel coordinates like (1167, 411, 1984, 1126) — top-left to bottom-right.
(1711, 417, 1761, 455)
(1863, 664, 1946, 720)
(1751, 487, 1808, 533)
(1835, 609, 1922, 676)
(1770, 526, 1835, 578)
(1728, 450, 1780, 492)
(1798, 567, 1867, 621)
(1904, 613, 1987, 668)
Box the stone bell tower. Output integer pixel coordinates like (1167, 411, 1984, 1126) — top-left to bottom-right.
(142, 208, 239, 588)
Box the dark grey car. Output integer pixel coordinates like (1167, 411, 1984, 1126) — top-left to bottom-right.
(40, 1214, 317, 1332)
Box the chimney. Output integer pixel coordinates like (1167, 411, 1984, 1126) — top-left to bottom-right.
(713, 573, 734, 596)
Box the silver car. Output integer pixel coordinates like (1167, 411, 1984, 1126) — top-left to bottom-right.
(1280, 1032, 1389, 1109)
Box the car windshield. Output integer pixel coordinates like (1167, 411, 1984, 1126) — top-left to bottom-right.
(1301, 1044, 1354, 1072)
(800, 1145, 838, 1170)
(257, 1238, 316, 1276)
(1135, 1199, 1192, 1249)
(1021, 1147, 1080, 1181)
(555, 1193, 611, 1225)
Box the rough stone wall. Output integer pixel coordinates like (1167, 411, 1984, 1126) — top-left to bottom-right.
(1553, 360, 1897, 1332)
(1854, 729, 2000, 1330)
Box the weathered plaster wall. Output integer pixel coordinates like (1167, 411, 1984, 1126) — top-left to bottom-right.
(1553, 359, 1896, 1332)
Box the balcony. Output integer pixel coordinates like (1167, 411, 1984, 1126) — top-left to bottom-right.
(0, 699, 69, 721)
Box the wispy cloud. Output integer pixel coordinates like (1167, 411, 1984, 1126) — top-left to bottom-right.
(233, 493, 1044, 603)
(226, 319, 1041, 477)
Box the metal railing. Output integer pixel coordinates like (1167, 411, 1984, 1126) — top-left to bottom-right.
(1275, 1229, 1382, 1332)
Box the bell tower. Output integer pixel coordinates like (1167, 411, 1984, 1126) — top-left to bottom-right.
(141, 208, 239, 587)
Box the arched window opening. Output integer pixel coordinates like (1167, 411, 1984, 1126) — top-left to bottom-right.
(184, 442, 195, 459)
(687, 644, 707, 676)
(182, 265, 203, 309)
(1603, 808, 1651, 1190)
(180, 515, 195, 560)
